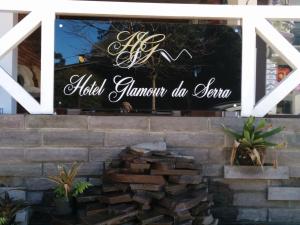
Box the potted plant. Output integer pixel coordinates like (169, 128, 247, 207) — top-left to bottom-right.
(0, 192, 25, 225)
(47, 162, 92, 215)
(222, 116, 284, 167)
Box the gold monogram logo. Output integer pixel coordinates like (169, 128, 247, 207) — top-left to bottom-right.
(107, 31, 166, 69)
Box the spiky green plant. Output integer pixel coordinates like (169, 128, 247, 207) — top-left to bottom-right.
(47, 162, 92, 200)
(0, 192, 24, 225)
(222, 116, 284, 167)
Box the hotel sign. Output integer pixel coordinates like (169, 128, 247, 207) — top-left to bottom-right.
(55, 21, 241, 112)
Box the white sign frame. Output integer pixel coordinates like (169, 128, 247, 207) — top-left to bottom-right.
(1, 1, 300, 116)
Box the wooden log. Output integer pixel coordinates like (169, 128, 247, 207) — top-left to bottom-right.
(175, 162, 197, 170)
(159, 190, 207, 212)
(165, 184, 187, 196)
(188, 183, 207, 191)
(132, 193, 151, 205)
(140, 157, 176, 164)
(190, 202, 212, 216)
(147, 217, 173, 225)
(137, 212, 165, 225)
(168, 175, 202, 184)
(76, 195, 101, 203)
(97, 193, 132, 204)
(155, 207, 193, 222)
(81, 210, 139, 225)
(128, 147, 152, 156)
(134, 190, 165, 200)
(177, 220, 193, 225)
(130, 184, 163, 192)
(86, 208, 108, 217)
(130, 163, 151, 170)
(85, 203, 108, 216)
(151, 169, 199, 176)
(102, 184, 129, 193)
(152, 162, 175, 170)
(110, 174, 166, 185)
(108, 204, 137, 215)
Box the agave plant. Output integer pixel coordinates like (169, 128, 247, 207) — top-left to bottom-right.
(0, 192, 24, 225)
(47, 162, 92, 200)
(222, 116, 284, 167)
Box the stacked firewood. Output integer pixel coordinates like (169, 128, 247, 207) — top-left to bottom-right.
(78, 143, 218, 225)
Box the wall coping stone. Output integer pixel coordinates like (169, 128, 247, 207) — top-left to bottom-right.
(224, 165, 289, 180)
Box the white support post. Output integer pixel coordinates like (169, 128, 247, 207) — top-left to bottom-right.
(241, 17, 257, 116)
(0, 12, 17, 114)
(40, 11, 55, 113)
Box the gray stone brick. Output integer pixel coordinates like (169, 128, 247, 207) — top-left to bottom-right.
(268, 187, 300, 200)
(166, 132, 224, 148)
(233, 192, 288, 207)
(209, 117, 246, 132)
(0, 148, 24, 162)
(0, 163, 42, 176)
(285, 132, 300, 148)
(223, 180, 268, 191)
(268, 118, 300, 132)
(290, 166, 300, 178)
(0, 187, 26, 201)
(0, 131, 41, 146)
(274, 149, 300, 166)
(15, 207, 30, 225)
(269, 209, 300, 222)
(202, 164, 223, 177)
(237, 208, 267, 222)
(208, 148, 228, 164)
(150, 117, 208, 132)
(43, 131, 104, 147)
(26, 191, 44, 205)
(224, 166, 289, 180)
(43, 162, 103, 176)
(89, 116, 149, 131)
(0, 115, 24, 129)
(89, 147, 123, 161)
(104, 131, 164, 147)
(0, 177, 24, 187)
(25, 115, 88, 129)
(25, 147, 88, 162)
(88, 178, 102, 186)
(24, 178, 55, 191)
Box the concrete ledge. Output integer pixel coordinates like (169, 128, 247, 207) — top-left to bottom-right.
(268, 187, 300, 200)
(224, 166, 289, 180)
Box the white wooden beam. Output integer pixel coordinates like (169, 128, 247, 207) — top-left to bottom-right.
(251, 17, 300, 116)
(241, 17, 257, 116)
(40, 11, 55, 113)
(0, 12, 41, 59)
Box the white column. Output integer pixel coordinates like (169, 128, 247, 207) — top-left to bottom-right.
(0, 13, 17, 114)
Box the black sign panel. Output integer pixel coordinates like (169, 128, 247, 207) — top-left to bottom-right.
(55, 20, 241, 113)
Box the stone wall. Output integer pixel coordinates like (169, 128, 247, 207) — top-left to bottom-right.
(1, 115, 300, 223)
